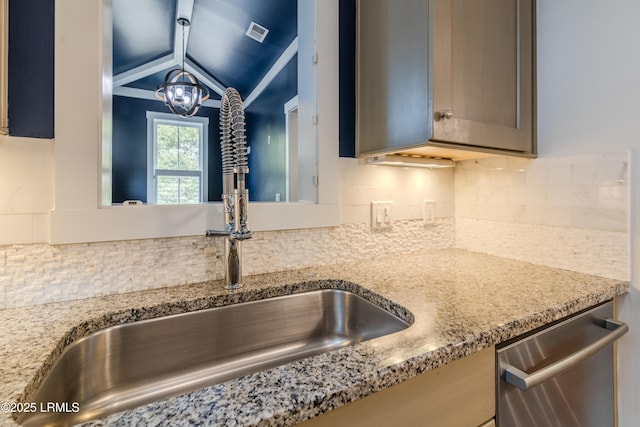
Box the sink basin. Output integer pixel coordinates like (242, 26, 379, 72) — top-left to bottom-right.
(18, 289, 411, 426)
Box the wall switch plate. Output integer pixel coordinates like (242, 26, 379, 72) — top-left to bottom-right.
(371, 201, 394, 230)
(423, 200, 436, 226)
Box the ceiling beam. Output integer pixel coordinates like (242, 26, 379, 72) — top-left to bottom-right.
(244, 37, 299, 109)
(113, 54, 176, 88)
(113, 86, 221, 109)
(113, 0, 194, 88)
(112, 0, 227, 98)
(184, 58, 227, 97)
(174, 0, 195, 64)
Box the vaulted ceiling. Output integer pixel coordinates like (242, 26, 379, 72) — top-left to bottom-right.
(112, 0, 298, 107)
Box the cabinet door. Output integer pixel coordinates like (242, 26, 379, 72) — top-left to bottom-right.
(356, 0, 431, 154)
(432, 0, 535, 153)
(301, 347, 495, 427)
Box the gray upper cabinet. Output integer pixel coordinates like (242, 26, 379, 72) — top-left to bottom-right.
(356, 0, 536, 159)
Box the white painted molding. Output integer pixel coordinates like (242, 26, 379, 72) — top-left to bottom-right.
(184, 59, 227, 97)
(113, 86, 222, 108)
(50, 202, 339, 244)
(284, 95, 299, 115)
(315, 0, 340, 207)
(244, 37, 299, 108)
(112, 53, 175, 87)
(173, 0, 195, 64)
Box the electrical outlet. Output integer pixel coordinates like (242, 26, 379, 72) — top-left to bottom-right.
(371, 201, 394, 230)
(423, 200, 436, 226)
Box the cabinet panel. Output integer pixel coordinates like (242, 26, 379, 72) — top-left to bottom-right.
(433, 0, 534, 152)
(437, 0, 518, 128)
(356, 0, 430, 154)
(356, 0, 536, 158)
(301, 347, 495, 427)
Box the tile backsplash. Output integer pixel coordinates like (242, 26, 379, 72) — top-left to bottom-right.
(0, 219, 454, 309)
(455, 152, 629, 231)
(0, 138, 631, 308)
(339, 158, 455, 223)
(0, 135, 53, 244)
(456, 219, 628, 280)
(454, 152, 630, 280)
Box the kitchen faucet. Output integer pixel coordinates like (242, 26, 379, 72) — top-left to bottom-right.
(206, 88, 253, 290)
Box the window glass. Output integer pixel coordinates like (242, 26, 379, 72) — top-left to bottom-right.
(157, 175, 201, 205)
(147, 113, 208, 204)
(156, 124, 201, 171)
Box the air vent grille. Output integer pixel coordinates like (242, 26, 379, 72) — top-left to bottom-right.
(245, 21, 269, 43)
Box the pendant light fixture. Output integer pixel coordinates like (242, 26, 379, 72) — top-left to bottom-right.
(156, 17, 210, 117)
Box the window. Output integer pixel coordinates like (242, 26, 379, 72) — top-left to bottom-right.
(146, 112, 209, 204)
(0, 0, 8, 134)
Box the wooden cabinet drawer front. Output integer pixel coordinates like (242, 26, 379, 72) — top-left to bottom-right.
(302, 347, 495, 427)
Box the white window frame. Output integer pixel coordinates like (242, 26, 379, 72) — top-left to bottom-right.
(146, 111, 209, 204)
(0, 0, 8, 134)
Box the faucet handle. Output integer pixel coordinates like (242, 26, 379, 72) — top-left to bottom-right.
(206, 229, 252, 241)
(205, 230, 230, 237)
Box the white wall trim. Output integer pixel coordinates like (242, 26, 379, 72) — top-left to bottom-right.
(283, 95, 299, 115)
(244, 37, 299, 108)
(173, 0, 195, 64)
(113, 86, 222, 109)
(183, 58, 227, 97)
(53, 0, 339, 244)
(112, 53, 175, 88)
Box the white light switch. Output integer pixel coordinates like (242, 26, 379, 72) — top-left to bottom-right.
(423, 200, 436, 226)
(371, 201, 394, 230)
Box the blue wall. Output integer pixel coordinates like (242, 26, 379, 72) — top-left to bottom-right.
(7, 0, 55, 138)
(245, 57, 298, 202)
(111, 96, 223, 203)
(112, 55, 298, 205)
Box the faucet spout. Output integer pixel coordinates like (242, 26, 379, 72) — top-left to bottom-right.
(206, 88, 253, 290)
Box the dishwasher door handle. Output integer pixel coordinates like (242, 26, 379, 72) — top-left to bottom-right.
(504, 319, 628, 391)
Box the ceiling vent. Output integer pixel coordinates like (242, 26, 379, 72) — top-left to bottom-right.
(245, 21, 269, 43)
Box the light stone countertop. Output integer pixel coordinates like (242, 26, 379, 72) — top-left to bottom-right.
(0, 249, 628, 426)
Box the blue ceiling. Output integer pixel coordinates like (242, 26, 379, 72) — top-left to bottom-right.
(112, 0, 176, 75)
(112, 0, 298, 100)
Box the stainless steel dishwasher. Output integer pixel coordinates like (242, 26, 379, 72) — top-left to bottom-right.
(496, 301, 628, 427)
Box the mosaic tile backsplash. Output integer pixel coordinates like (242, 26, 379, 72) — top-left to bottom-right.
(0, 219, 455, 309)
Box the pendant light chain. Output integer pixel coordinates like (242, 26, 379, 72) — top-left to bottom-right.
(181, 21, 186, 76)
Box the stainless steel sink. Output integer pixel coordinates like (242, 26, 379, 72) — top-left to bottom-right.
(18, 289, 411, 426)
